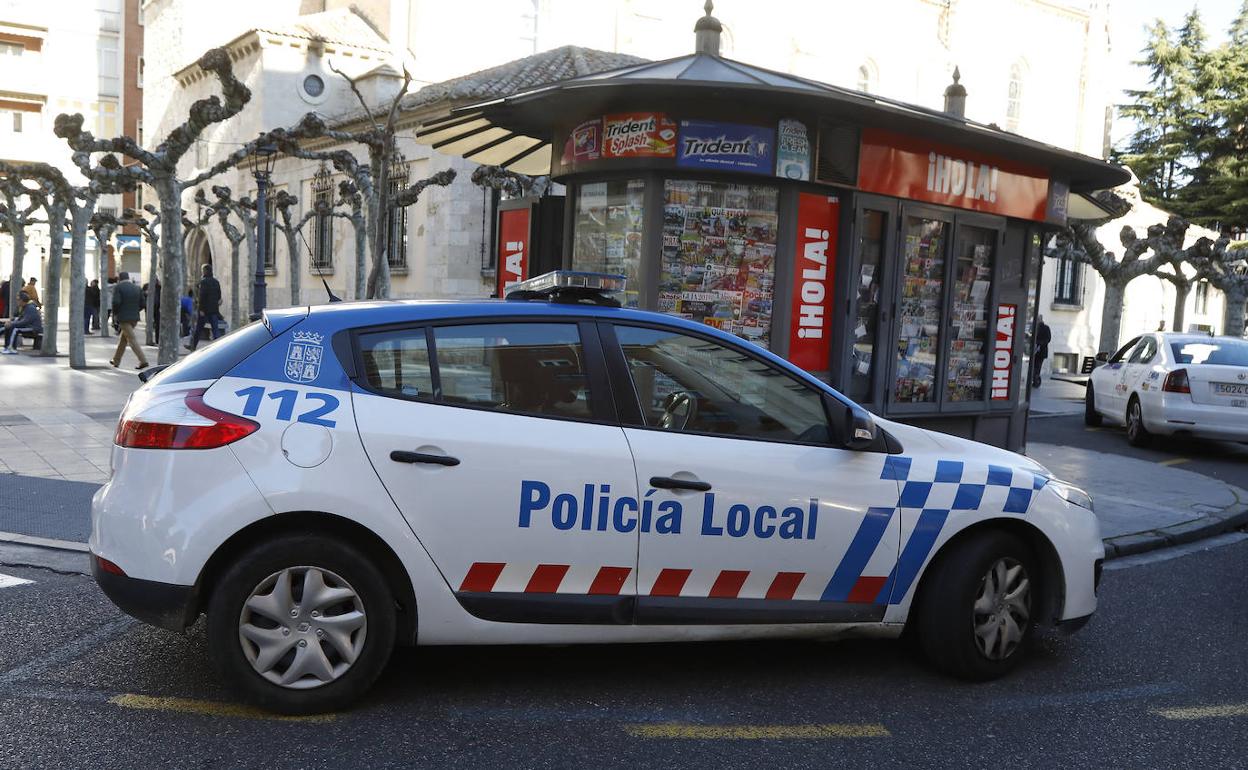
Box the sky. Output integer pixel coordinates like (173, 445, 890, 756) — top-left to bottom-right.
(1109, 0, 1243, 145)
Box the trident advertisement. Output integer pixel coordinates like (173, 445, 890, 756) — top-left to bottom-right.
(857, 128, 1050, 222)
(603, 113, 677, 159)
(677, 120, 775, 174)
(788, 194, 839, 371)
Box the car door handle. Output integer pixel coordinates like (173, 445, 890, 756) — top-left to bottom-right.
(390, 450, 460, 467)
(649, 476, 711, 492)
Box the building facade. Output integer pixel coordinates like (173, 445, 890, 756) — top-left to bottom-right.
(141, 0, 1118, 332)
(0, 0, 130, 303)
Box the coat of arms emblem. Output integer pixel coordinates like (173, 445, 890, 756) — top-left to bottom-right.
(284, 331, 325, 383)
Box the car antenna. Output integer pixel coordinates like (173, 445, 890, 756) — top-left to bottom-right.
(298, 223, 343, 303)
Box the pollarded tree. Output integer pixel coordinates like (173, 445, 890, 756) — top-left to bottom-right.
(0, 175, 47, 313)
(1046, 216, 1177, 354)
(336, 180, 366, 299)
(193, 188, 250, 329)
(54, 47, 274, 365)
(137, 204, 163, 346)
(88, 208, 133, 339)
(469, 165, 551, 198)
(1195, 241, 1248, 335)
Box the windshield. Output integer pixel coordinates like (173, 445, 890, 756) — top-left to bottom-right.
(1170, 339, 1248, 367)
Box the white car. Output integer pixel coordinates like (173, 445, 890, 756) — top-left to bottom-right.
(1085, 332, 1248, 446)
(92, 272, 1103, 714)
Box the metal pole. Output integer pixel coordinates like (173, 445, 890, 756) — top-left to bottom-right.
(251, 170, 268, 321)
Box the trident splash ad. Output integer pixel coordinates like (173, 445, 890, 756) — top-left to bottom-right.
(603, 113, 677, 158)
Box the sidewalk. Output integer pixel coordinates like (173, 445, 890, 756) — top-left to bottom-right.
(1028, 376, 1088, 416)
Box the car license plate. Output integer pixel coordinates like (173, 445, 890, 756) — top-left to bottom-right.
(1214, 382, 1248, 396)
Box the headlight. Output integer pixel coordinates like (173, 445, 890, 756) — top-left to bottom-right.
(1047, 479, 1094, 511)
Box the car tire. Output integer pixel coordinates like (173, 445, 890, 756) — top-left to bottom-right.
(1125, 396, 1151, 447)
(206, 534, 396, 715)
(914, 530, 1038, 681)
(1084, 386, 1103, 427)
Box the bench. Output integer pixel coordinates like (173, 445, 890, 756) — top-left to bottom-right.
(17, 330, 42, 350)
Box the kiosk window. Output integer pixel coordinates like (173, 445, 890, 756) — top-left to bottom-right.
(616, 325, 830, 444)
(894, 217, 948, 403)
(849, 209, 886, 403)
(572, 180, 644, 308)
(659, 179, 779, 349)
(946, 226, 995, 401)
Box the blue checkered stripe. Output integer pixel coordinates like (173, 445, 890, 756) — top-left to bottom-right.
(881, 456, 1047, 515)
(865, 456, 1047, 606)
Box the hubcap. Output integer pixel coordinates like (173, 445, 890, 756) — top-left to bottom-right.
(1128, 403, 1141, 437)
(238, 566, 367, 690)
(972, 557, 1031, 661)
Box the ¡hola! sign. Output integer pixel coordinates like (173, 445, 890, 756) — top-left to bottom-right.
(990, 303, 1016, 400)
(857, 128, 1050, 222)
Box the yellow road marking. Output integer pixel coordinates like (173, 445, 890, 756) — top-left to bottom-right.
(1152, 703, 1248, 721)
(623, 723, 889, 739)
(109, 694, 336, 722)
(1084, 427, 1104, 432)
(1158, 457, 1191, 466)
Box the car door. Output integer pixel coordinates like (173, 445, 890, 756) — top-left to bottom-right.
(602, 322, 904, 624)
(351, 319, 641, 624)
(1097, 336, 1141, 418)
(1118, 335, 1158, 413)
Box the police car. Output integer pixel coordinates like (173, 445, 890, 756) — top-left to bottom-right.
(91, 271, 1103, 714)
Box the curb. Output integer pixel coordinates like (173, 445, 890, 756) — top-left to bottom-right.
(1102, 504, 1248, 559)
(0, 531, 89, 553)
(1027, 410, 1083, 420)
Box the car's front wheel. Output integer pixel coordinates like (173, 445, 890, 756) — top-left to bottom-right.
(914, 530, 1038, 680)
(1125, 396, 1151, 447)
(1084, 385, 1103, 427)
(206, 534, 396, 715)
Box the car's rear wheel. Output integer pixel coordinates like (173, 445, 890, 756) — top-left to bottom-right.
(914, 530, 1038, 681)
(1084, 386, 1103, 427)
(206, 534, 396, 715)
(1125, 396, 1151, 447)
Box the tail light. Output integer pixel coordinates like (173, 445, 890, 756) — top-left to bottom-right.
(95, 555, 127, 576)
(115, 387, 259, 449)
(1163, 369, 1191, 394)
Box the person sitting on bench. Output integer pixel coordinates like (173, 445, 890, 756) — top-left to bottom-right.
(1, 291, 42, 354)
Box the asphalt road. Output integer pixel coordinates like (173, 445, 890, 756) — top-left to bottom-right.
(1028, 413, 1248, 490)
(0, 537, 1245, 769)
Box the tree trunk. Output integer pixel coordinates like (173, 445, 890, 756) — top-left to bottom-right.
(1172, 281, 1190, 335)
(157, 179, 184, 365)
(366, 155, 385, 299)
(97, 232, 113, 339)
(1098, 279, 1128, 355)
(286, 230, 301, 306)
(242, 221, 256, 327)
(229, 237, 241, 328)
(353, 215, 366, 300)
(1225, 287, 1248, 338)
(40, 206, 67, 357)
(144, 234, 160, 346)
(68, 200, 96, 369)
(8, 227, 24, 317)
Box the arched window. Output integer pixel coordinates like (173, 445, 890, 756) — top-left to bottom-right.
(857, 60, 877, 94)
(1007, 61, 1026, 131)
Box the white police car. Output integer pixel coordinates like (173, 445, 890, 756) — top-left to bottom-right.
(92, 271, 1103, 714)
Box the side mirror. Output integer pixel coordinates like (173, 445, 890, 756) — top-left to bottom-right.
(137, 364, 169, 383)
(1095, 351, 1109, 363)
(842, 404, 878, 451)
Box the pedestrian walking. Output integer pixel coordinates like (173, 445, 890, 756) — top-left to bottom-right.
(1032, 315, 1051, 388)
(85, 279, 101, 333)
(1, 290, 42, 354)
(109, 271, 148, 370)
(22, 277, 40, 308)
(180, 290, 193, 339)
(188, 264, 223, 351)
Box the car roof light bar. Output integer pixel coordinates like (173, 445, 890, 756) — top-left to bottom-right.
(505, 270, 627, 306)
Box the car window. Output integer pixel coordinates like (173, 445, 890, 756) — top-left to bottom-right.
(358, 328, 434, 398)
(615, 325, 830, 444)
(433, 323, 593, 420)
(1127, 337, 1157, 364)
(154, 321, 272, 386)
(1171, 338, 1248, 366)
(1108, 336, 1141, 363)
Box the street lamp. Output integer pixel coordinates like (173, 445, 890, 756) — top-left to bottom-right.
(250, 141, 278, 321)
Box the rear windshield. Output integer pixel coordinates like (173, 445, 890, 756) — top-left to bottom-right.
(147, 322, 273, 386)
(1170, 339, 1248, 367)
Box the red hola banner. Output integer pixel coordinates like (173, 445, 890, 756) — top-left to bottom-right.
(991, 303, 1017, 400)
(857, 128, 1050, 222)
(788, 193, 839, 371)
(496, 207, 531, 296)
